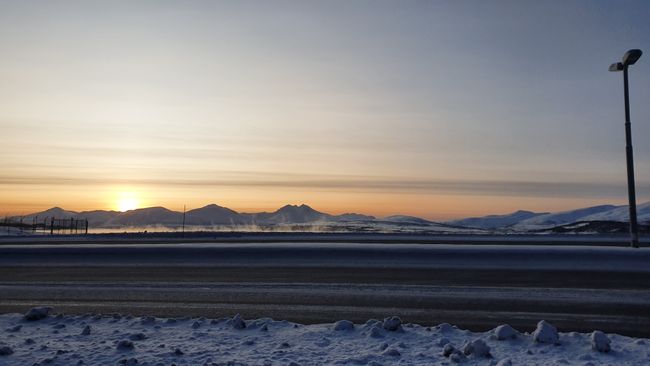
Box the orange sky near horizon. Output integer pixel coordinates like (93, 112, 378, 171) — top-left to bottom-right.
(0, 181, 637, 221)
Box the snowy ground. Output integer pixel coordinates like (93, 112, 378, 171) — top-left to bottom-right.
(1, 309, 649, 366)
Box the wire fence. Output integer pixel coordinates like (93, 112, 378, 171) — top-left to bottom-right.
(0, 216, 88, 235)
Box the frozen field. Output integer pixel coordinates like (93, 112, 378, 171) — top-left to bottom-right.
(1, 309, 649, 366)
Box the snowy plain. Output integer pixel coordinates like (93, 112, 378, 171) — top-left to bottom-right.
(1, 309, 649, 366)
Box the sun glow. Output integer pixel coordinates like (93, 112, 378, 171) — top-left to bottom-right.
(116, 192, 140, 212)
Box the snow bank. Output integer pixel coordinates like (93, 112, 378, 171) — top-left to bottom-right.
(494, 324, 518, 340)
(22, 307, 52, 321)
(333, 320, 354, 331)
(0, 309, 648, 365)
(591, 330, 611, 353)
(532, 320, 559, 344)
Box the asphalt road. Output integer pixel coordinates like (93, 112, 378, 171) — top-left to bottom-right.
(1, 242, 649, 337)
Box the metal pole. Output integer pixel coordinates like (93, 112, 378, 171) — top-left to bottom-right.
(182, 205, 186, 238)
(623, 66, 639, 248)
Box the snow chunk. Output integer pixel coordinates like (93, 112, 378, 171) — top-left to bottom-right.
(462, 339, 491, 358)
(450, 351, 466, 363)
(496, 358, 512, 366)
(382, 316, 402, 332)
(533, 320, 559, 344)
(6, 324, 21, 332)
(368, 324, 384, 338)
(381, 347, 401, 356)
(442, 343, 456, 357)
(0, 346, 14, 356)
(365, 319, 380, 326)
(117, 340, 135, 350)
(333, 320, 354, 331)
(24, 306, 53, 321)
(229, 314, 247, 329)
(591, 331, 611, 353)
(436, 323, 455, 333)
(494, 324, 518, 340)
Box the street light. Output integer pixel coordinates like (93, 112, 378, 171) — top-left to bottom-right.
(609, 49, 643, 248)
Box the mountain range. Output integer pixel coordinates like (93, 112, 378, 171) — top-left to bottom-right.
(449, 202, 650, 230)
(13, 201, 650, 232)
(18, 204, 378, 228)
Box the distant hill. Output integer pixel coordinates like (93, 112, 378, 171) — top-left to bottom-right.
(185, 204, 245, 225)
(512, 205, 620, 230)
(332, 213, 376, 222)
(580, 202, 650, 223)
(76, 210, 121, 227)
(446, 203, 650, 231)
(542, 220, 642, 234)
(449, 210, 546, 229)
(109, 207, 183, 226)
(383, 215, 435, 225)
(248, 204, 330, 224)
(23, 207, 79, 220)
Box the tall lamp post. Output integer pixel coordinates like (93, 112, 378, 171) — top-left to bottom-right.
(609, 49, 643, 248)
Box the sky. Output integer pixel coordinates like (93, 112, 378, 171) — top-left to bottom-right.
(1, 0, 650, 220)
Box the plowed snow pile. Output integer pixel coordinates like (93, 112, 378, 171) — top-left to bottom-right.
(1, 309, 649, 365)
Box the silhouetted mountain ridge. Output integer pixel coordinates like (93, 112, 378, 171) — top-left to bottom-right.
(20, 203, 377, 227)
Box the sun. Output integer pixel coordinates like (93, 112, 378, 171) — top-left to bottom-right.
(116, 192, 140, 212)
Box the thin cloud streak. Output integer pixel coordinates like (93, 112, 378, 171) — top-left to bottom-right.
(1, 174, 647, 199)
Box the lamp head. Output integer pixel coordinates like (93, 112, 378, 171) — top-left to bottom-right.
(609, 62, 624, 72)
(622, 49, 642, 66)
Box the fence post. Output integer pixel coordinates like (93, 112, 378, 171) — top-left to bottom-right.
(50, 217, 54, 235)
